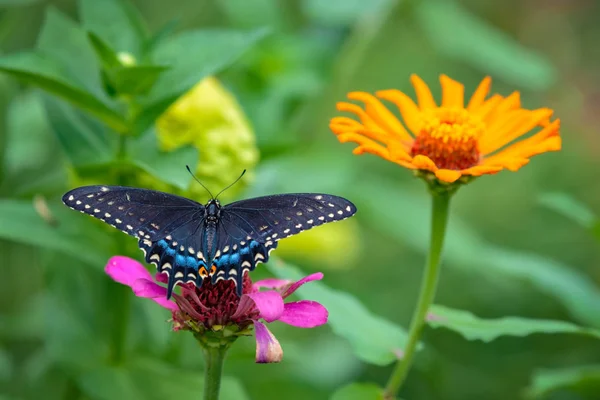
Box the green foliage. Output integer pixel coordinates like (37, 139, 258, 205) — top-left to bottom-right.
(79, 0, 147, 57)
(0, 51, 128, 131)
(539, 193, 600, 240)
(355, 180, 600, 329)
(0, 199, 113, 266)
(129, 130, 198, 189)
(78, 358, 249, 400)
(525, 365, 600, 399)
(330, 383, 384, 400)
(267, 260, 414, 366)
(427, 305, 600, 342)
(415, 0, 557, 90)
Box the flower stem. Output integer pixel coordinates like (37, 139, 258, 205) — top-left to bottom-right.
(384, 190, 451, 398)
(202, 345, 229, 400)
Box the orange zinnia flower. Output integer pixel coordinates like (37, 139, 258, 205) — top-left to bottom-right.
(330, 75, 561, 183)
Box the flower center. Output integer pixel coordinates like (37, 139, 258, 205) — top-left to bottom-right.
(411, 108, 484, 170)
(176, 274, 258, 330)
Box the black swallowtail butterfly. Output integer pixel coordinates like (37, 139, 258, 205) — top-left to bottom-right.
(62, 185, 357, 297)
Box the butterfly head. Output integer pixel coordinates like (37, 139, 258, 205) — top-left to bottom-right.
(205, 199, 222, 222)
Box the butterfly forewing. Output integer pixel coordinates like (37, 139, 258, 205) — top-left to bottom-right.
(223, 193, 357, 240)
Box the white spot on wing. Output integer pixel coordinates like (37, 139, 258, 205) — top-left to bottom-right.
(68, 195, 74, 201)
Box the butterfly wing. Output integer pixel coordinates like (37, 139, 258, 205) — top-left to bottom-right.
(62, 185, 209, 297)
(213, 193, 357, 294)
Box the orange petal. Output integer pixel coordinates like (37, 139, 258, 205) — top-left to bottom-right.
(440, 74, 464, 109)
(482, 157, 530, 171)
(353, 144, 391, 160)
(336, 102, 388, 135)
(480, 108, 554, 155)
(473, 94, 503, 120)
(376, 89, 422, 136)
(347, 92, 413, 141)
(410, 74, 437, 110)
(485, 92, 521, 124)
(330, 116, 363, 129)
(485, 120, 560, 161)
(411, 154, 438, 171)
(467, 76, 492, 111)
(388, 140, 413, 162)
(392, 158, 417, 169)
(435, 169, 462, 183)
(461, 165, 503, 176)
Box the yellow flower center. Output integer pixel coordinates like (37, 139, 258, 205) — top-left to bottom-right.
(411, 108, 484, 170)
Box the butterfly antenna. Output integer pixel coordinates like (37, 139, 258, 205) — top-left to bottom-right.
(215, 170, 246, 200)
(186, 165, 215, 199)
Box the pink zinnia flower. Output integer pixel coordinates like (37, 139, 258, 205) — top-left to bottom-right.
(105, 256, 328, 363)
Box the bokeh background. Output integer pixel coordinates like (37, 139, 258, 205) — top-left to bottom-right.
(1, 0, 599, 399)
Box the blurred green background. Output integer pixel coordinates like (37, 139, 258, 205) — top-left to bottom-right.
(1, 0, 599, 399)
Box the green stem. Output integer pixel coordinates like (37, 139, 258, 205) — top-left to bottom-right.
(384, 191, 451, 398)
(202, 345, 228, 400)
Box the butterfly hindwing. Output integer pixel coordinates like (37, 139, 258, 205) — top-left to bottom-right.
(210, 217, 278, 295)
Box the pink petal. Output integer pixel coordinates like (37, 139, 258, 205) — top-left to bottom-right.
(282, 272, 324, 298)
(155, 272, 169, 284)
(246, 291, 284, 323)
(132, 279, 178, 311)
(279, 300, 328, 328)
(253, 278, 292, 290)
(254, 321, 283, 363)
(105, 256, 153, 288)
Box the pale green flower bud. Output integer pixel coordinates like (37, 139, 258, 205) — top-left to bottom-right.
(156, 77, 259, 203)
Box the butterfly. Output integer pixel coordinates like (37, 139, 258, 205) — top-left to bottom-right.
(62, 185, 357, 297)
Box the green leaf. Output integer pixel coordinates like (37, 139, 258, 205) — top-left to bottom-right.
(0, 51, 128, 132)
(427, 305, 600, 342)
(539, 193, 599, 239)
(129, 130, 197, 190)
(0, 0, 41, 6)
(42, 95, 114, 167)
(136, 28, 268, 133)
(330, 383, 384, 400)
(78, 358, 249, 400)
(267, 260, 412, 366)
(79, 0, 147, 56)
(525, 365, 600, 399)
(110, 65, 169, 96)
(0, 199, 113, 266)
(356, 179, 600, 329)
(87, 32, 121, 69)
(37, 7, 104, 97)
(415, 0, 557, 90)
